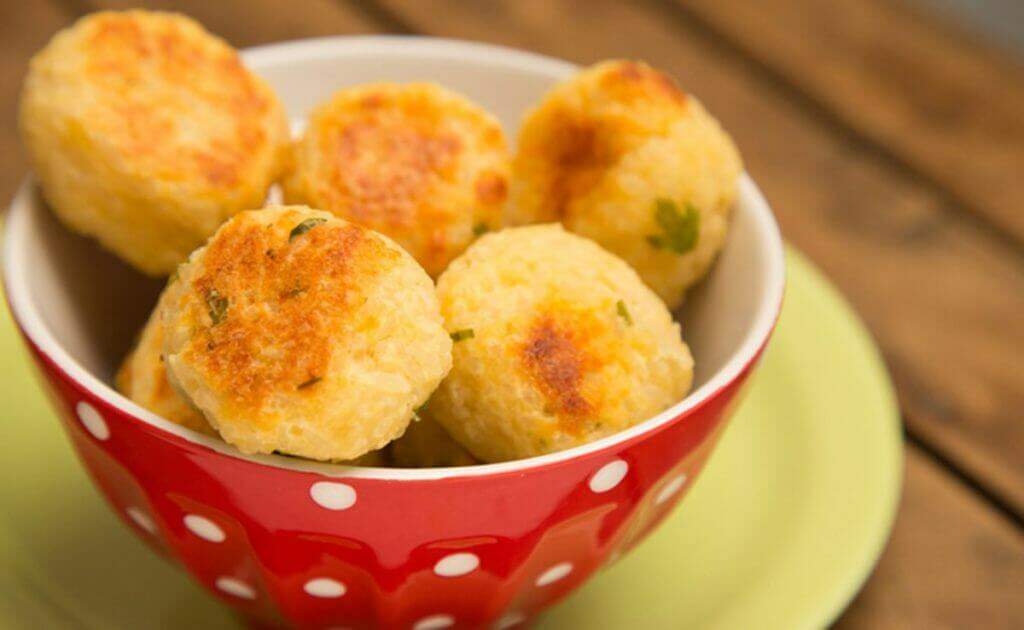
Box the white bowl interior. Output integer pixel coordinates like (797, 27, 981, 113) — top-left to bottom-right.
(4, 37, 784, 476)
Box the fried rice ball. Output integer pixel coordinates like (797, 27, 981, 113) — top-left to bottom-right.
(429, 224, 694, 462)
(161, 205, 452, 461)
(19, 10, 290, 275)
(508, 60, 742, 309)
(116, 280, 392, 466)
(283, 83, 510, 277)
(116, 286, 216, 437)
(389, 414, 478, 468)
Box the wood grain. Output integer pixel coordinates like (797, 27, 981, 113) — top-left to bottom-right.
(836, 450, 1024, 629)
(672, 0, 1024, 246)
(0, 1, 72, 203)
(84, 0, 376, 46)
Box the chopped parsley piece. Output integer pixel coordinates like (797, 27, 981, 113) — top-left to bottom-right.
(289, 217, 327, 242)
(616, 299, 633, 325)
(450, 328, 475, 342)
(473, 222, 490, 236)
(297, 376, 322, 390)
(205, 289, 228, 326)
(646, 198, 700, 254)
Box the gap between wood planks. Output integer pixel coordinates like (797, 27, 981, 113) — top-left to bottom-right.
(906, 429, 1024, 532)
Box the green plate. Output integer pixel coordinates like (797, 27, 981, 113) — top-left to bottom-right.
(0, 248, 902, 629)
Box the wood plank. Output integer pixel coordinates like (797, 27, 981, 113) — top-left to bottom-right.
(373, 0, 1024, 515)
(0, 0, 75, 203)
(76, 0, 377, 46)
(671, 0, 1024, 245)
(836, 448, 1024, 629)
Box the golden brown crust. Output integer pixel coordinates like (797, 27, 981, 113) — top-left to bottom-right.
(18, 10, 290, 275)
(180, 208, 395, 415)
(163, 206, 452, 460)
(509, 60, 740, 309)
(474, 170, 508, 206)
(519, 313, 600, 433)
(285, 83, 510, 276)
(600, 60, 687, 105)
(78, 11, 276, 190)
(512, 60, 690, 225)
(431, 224, 694, 462)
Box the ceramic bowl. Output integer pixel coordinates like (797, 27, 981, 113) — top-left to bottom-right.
(2, 37, 785, 630)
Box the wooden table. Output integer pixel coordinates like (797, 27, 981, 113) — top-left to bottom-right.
(2, 1, 1022, 627)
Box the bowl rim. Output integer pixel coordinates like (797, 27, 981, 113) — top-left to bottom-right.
(2, 35, 785, 481)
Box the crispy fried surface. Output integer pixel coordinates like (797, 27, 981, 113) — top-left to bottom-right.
(518, 309, 609, 433)
(162, 206, 452, 461)
(185, 210, 384, 410)
(429, 224, 694, 462)
(509, 60, 741, 308)
(78, 12, 275, 187)
(284, 83, 510, 277)
(19, 10, 289, 274)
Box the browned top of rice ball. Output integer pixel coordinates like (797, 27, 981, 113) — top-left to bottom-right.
(177, 211, 401, 413)
(285, 83, 510, 276)
(163, 206, 451, 461)
(65, 11, 280, 190)
(513, 60, 690, 223)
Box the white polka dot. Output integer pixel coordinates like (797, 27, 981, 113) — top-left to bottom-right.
(76, 401, 109, 440)
(495, 612, 526, 629)
(184, 514, 226, 542)
(413, 614, 454, 630)
(215, 577, 256, 599)
(656, 473, 688, 504)
(434, 552, 480, 577)
(535, 562, 573, 587)
(310, 481, 357, 511)
(126, 507, 155, 533)
(303, 577, 346, 598)
(588, 459, 628, 493)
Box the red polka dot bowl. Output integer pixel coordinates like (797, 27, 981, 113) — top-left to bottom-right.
(2, 37, 785, 630)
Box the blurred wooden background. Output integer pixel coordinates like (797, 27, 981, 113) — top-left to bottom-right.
(2, 0, 1022, 627)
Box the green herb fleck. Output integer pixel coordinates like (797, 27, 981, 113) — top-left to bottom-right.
(450, 328, 475, 342)
(289, 217, 327, 242)
(415, 403, 428, 415)
(297, 376, 322, 390)
(646, 198, 700, 254)
(206, 289, 228, 326)
(472, 222, 490, 236)
(616, 299, 633, 325)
